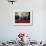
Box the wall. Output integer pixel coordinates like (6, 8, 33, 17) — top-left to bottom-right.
(0, 0, 46, 42)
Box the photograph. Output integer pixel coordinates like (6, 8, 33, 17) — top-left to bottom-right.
(15, 11, 32, 26)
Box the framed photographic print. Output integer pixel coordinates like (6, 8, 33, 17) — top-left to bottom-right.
(15, 10, 32, 26)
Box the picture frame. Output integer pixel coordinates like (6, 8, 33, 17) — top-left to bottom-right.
(14, 10, 33, 26)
